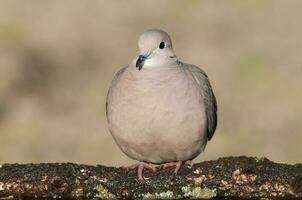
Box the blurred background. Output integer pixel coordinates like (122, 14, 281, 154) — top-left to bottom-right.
(0, 0, 301, 166)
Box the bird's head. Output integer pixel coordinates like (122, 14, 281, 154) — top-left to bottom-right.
(135, 29, 177, 70)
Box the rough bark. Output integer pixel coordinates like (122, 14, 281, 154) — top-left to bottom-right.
(0, 156, 301, 199)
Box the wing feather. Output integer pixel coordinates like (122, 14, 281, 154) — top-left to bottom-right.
(186, 64, 217, 140)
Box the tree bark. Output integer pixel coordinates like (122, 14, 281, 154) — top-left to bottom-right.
(0, 156, 301, 199)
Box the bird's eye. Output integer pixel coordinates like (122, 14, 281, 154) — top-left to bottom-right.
(159, 42, 165, 49)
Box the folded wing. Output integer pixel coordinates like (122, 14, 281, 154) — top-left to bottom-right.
(186, 64, 217, 140)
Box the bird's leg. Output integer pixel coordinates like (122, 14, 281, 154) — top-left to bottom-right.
(162, 161, 182, 174)
(125, 162, 157, 180)
(162, 160, 193, 174)
(185, 160, 194, 167)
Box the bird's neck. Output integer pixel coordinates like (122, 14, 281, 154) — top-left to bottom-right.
(126, 60, 182, 84)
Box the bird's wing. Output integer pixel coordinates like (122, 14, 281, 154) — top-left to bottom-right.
(186, 64, 217, 141)
(106, 67, 127, 117)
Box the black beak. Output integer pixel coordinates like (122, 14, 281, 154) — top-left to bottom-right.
(136, 55, 147, 70)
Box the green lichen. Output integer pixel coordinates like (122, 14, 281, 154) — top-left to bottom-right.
(182, 185, 217, 199)
(94, 184, 116, 199)
(142, 190, 180, 199)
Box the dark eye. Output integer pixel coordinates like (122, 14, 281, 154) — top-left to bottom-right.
(159, 42, 165, 49)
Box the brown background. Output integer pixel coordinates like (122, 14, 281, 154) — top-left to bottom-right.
(0, 0, 301, 166)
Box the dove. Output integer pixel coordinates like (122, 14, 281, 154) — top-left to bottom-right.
(106, 29, 217, 180)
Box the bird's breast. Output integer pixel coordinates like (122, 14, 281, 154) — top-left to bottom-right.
(107, 66, 207, 163)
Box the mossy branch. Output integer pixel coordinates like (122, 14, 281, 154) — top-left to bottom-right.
(0, 156, 301, 199)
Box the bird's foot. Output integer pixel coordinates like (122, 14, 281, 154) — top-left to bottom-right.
(185, 160, 194, 167)
(162, 160, 194, 174)
(162, 161, 182, 174)
(125, 162, 157, 180)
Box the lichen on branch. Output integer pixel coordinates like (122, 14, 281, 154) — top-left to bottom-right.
(0, 156, 301, 199)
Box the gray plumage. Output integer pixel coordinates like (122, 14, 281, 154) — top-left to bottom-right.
(186, 64, 217, 140)
(106, 29, 217, 164)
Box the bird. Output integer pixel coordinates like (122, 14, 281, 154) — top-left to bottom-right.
(106, 29, 217, 180)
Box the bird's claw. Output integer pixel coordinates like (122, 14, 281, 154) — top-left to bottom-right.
(185, 160, 194, 167)
(125, 162, 158, 180)
(162, 160, 194, 174)
(162, 161, 182, 174)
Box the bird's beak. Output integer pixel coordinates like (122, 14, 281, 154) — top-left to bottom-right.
(136, 55, 148, 70)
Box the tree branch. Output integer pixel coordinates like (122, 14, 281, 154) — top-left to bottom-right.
(0, 156, 301, 199)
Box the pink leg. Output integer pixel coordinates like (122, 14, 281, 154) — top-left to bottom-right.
(163, 161, 182, 174)
(185, 160, 194, 167)
(125, 162, 157, 180)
